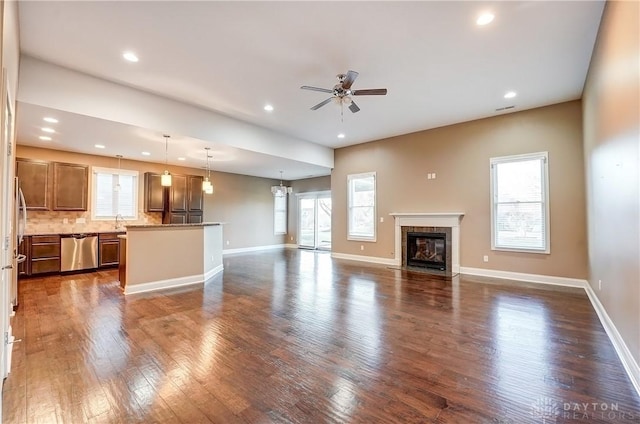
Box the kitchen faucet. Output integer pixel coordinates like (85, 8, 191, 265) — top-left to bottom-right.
(115, 214, 124, 230)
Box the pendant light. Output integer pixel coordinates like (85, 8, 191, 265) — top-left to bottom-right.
(161, 134, 172, 187)
(271, 170, 292, 197)
(202, 147, 214, 194)
(114, 154, 123, 192)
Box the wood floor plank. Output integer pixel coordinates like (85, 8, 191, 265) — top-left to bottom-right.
(3, 249, 640, 423)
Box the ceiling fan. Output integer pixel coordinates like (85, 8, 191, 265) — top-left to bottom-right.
(301, 70, 387, 113)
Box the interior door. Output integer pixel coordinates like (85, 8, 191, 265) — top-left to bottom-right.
(298, 191, 331, 250)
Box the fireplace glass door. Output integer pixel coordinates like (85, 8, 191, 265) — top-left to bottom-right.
(298, 192, 331, 250)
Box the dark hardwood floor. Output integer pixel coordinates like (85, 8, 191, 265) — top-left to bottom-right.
(3, 249, 640, 423)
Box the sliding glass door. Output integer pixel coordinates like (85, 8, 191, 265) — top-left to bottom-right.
(298, 191, 331, 250)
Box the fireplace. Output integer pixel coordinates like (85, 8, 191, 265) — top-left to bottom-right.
(406, 232, 446, 270)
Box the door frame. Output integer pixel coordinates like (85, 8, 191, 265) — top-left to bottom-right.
(296, 190, 331, 251)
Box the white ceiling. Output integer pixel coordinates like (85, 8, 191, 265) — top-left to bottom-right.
(16, 1, 605, 180)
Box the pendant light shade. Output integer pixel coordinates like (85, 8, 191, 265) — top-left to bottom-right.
(161, 135, 172, 187)
(114, 154, 123, 192)
(202, 147, 214, 194)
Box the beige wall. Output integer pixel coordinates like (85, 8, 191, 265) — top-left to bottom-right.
(287, 176, 332, 244)
(332, 101, 588, 279)
(16, 145, 284, 248)
(583, 1, 640, 364)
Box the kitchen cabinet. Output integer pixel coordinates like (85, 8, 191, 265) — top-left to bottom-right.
(144, 173, 166, 212)
(170, 174, 188, 212)
(16, 158, 50, 210)
(159, 173, 205, 224)
(53, 162, 88, 211)
(99, 233, 124, 268)
(30, 235, 61, 275)
(187, 175, 204, 212)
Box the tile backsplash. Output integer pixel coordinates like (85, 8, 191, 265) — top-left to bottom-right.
(25, 210, 163, 234)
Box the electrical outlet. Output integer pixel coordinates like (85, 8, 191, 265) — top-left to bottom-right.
(483, 255, 489, 262)
(380, 217, 384, 223)
(63, 218, 69, 224)
(290, 236, 294, 241)
(76, 217, 86, 224)
(598, 279, 602, 290)
(360, 245, 364, 251)
(432, 172, 437, 179)
(427, 174, 432, 180)
(226, 240, 230, 245)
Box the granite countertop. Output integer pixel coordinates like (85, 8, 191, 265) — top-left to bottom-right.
(26, 230, 126, 236)
(126, 222, 223, 229)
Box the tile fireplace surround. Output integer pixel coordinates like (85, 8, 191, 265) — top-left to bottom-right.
(390, 213, 464, 274)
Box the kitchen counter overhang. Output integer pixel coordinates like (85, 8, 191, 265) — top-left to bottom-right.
(123, 223, 224, 295)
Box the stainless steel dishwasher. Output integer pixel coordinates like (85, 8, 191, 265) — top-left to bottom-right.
(60, 234, 99, 272)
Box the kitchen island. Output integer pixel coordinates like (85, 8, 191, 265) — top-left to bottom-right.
(122, 222, 223, 295)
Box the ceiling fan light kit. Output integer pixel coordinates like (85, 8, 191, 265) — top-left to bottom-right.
(301, 70, 387, 113)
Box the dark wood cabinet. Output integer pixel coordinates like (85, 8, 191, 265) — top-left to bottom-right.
(144, 173, 166, 212)
(30, 235, 60, 275)
(157, 173, 206, 224)
(52, 162, 88, 211)
(170, 174, 188, 212)
(16, 158, 50, 210)
(98, 233, 123, 268)
(188, 175, 204, 212)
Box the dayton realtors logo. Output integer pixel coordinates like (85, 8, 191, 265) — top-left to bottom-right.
(531, 398, 640, 422)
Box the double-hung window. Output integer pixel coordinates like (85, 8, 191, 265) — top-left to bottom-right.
(347, 172, 376, 241)
(91, 167, 139, 220)
(490, 152, 549, 253)
(274, 194, 287, 235)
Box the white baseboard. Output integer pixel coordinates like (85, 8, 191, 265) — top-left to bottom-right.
(223, 244, 287, 255)
(584, 283, 640, 397)
(331, 252, 396, 266)
(284, 243, 298, 249)
(204, 264, 224, 283)
(460, 266, 587, 288)
(124, 274, 205, 295)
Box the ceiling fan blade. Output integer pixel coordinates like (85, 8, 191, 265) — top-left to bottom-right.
(301, 85, 333, 94)
(348, 101, 360, 113)
(341, 70, 359, 89)
(352, 88, 388, 96)
(310, 97, 334, 110)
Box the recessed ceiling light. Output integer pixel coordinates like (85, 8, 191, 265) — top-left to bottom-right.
(141, 151, 151, 156)
(504, 91, 517, 99)
(177, 157, 186, 161)
(41, 127, 55, 133)
(476, 12, 495, 26)
(123, 51, 139, 63)
(264, 104, 274, 112)
(337, 133, 345, 139)
(39, 136, 52, 141)
(94, 144, 106, 149)
(43, 117, 58, 124)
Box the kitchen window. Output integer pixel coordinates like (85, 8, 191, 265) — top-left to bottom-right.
(348, 172, 376, 241)
(91, 167, 139, 220)
(490, 152, 549, 253)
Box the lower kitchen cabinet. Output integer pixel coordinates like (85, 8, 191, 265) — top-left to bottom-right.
(99, 233, 124, 268)
(30, 235, 61, 275)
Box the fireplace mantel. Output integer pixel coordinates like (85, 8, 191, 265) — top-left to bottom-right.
(390, 212, 464, 273)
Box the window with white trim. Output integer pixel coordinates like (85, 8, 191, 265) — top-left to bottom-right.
(348, 172, 376, 241)
(490, 152, 549, 253)
(274, 193, 287, 235)
(91, 167, 139, 220)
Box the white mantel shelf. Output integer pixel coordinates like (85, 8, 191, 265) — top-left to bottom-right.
(390, 212, 465, 272)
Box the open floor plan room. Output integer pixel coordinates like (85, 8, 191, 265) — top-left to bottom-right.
(4, 250, 640, 423)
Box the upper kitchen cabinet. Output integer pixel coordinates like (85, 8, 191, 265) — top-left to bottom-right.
(52, 162, 89, 211)
(188, 175, 204, 212)
(144, 172, 166, 212)
(170, 174, 188, 213)
(16, 158, 50, 210)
